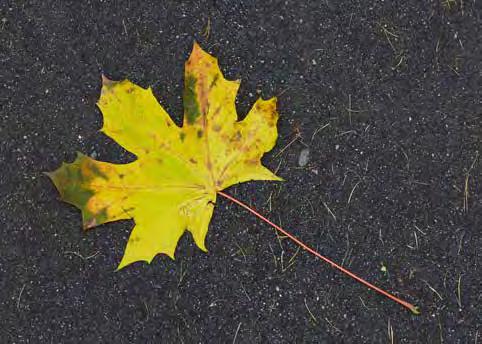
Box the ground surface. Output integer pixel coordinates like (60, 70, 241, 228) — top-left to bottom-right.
(1, 1, 481, 343)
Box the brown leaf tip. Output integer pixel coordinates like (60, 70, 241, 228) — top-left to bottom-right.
(188, 41, 216, 67)
(101, 74, 114, 87)
(83, 218, 97, 230)
(98, 75, 118, 106)
(191, 41, 203, 57)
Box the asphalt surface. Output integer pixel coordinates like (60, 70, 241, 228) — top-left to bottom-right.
(1, 1, 481, 343)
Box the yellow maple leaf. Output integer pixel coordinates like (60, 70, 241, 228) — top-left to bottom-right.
(47, 42, 282, 269)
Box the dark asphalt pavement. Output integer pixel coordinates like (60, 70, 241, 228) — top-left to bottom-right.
(1, 1, 481, 343)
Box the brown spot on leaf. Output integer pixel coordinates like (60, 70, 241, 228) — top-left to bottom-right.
(197, 130, 203, 138)
(213, 124, 221, 132)
(180, 132, 186, 142)
(209, 74, 219, 90)
(129, 236, 140, 243)
(84, 218, 97, 229)
(189, 158, 198, 164)
(210, 107, 222, 122)
(197, 74, 209, 116)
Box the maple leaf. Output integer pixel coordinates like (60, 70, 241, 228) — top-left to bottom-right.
(47, 42, 282, 269)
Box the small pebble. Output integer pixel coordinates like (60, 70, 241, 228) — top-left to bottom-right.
(298, 148, 310, 167)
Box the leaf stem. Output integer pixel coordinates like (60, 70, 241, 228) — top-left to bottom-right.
(217, 190, 420, 315)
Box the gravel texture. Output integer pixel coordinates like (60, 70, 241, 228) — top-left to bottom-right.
(1, 1, 481, 343)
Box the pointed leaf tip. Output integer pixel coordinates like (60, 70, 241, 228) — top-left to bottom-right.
(43, 171, 53, 178)
(188, 41, 216, 65)
(192, 40, 202, 54)
(101, 74, 113, 85)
